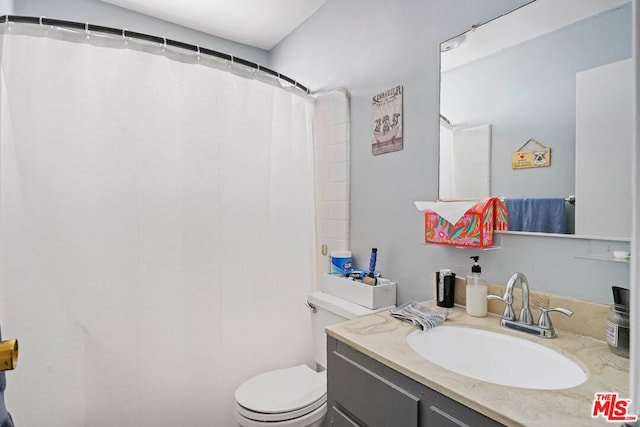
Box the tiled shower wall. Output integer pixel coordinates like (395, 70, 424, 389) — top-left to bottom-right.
(313, 89, 350, 286)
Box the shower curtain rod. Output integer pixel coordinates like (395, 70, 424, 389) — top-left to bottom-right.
(0, 14, 310, 94)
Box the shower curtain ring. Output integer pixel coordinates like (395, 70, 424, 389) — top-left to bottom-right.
(122, 28, 127, 41)
(39, 16, 44, 26)
(85, 22, 90, 39)
(162, 37, 167, 50)
(196, 44, 200, 60)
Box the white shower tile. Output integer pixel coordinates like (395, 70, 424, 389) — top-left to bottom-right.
(328, 162, 348, 182)
(326, 238, 349, 252)
(329, 122, 348, 143)
(327, 220, 348, 240)
(324, 182, 349, 201)
(316, 98, 329, 113)
(334, 220, 349, 240)
(314, 126, 329, 148)
(317, 219, 330, 238)
(327, 106, 347, 128)
(322, 183, 337, 201)
(326, 145, 338, 164)
(313, 90, 350, 287)
(321, 146, 335, 166)
(314, 147, 325, 166)
(327, 201, 349, 220)
(313, 110, 325, 129)
(315, 183, 324, 203)
(320, 220, 336, 239)
(316, 201, 330, 220)
(327, 220, 339, 239)
(331, 143, 349, 163)
(316, 164, 329, 183)
(321, 183, 332, 200)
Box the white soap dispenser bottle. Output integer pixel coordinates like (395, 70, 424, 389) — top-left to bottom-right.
(466, 256, 487, 317)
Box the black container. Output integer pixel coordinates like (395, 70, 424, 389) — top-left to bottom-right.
(607, 304, 629, 358)
(436, 269, 455, 308)
(608, 286, 630, 358)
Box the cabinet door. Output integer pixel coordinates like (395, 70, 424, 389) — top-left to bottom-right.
(331, 351, 419, 427)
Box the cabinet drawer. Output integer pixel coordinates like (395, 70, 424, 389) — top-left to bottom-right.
(331, 406, 362, 427)
(330, 351, 419, 427)
(428, 405, 470, 427)
(426, 393, 503, 427)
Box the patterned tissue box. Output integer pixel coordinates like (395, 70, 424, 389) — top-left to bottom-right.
(424, 197, 508, 248)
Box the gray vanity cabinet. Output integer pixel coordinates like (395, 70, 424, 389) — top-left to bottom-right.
(326, 336, 504, 427)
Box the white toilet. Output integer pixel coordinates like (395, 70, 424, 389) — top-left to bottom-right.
(234, 290, 392, 427)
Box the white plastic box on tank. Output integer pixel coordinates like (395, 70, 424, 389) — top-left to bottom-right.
(320, 273, 396, 310)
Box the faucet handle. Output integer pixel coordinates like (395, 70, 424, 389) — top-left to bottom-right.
(487, 294, 515, 321)
(537, 307, 573, 329)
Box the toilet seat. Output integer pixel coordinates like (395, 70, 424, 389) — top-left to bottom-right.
(235, 364, 327, 422)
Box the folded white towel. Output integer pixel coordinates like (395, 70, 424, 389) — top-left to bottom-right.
(390, 301, 449, 330)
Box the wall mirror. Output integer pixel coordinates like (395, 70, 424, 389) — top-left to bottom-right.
(439, 0, 632, 239)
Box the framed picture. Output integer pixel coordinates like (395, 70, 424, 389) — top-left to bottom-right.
(372, 86, 403, 155)
(512, 138, 551, 169)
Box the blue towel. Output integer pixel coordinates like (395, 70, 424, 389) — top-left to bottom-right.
(505, 198, 567, 234)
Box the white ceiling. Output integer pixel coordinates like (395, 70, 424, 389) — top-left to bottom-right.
(100, 0, 327, 50)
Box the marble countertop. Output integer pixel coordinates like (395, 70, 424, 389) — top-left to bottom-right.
(325, 304, 630, 427)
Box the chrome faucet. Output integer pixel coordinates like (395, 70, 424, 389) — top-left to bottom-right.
(487, 272, 573, 338)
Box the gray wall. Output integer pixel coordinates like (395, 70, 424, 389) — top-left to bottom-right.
(442, 4, 632, 198)
(14, 0, 268, 65)
(271, 0, 631, 304)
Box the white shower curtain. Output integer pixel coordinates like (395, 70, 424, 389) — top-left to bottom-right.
(0, 25, 315, 426)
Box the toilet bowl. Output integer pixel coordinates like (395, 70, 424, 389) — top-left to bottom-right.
(234, 291, 393, 427)
(234, 365, 326, 427)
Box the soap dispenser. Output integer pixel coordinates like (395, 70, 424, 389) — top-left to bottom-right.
(466, 256, 487, 317)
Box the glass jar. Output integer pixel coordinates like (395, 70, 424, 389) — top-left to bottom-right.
(606, 304, 629, 358)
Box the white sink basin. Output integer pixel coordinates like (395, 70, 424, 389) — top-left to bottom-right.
(407, 326, 587, 390)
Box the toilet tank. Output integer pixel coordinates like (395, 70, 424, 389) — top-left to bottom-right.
(307, 291, 393, 369)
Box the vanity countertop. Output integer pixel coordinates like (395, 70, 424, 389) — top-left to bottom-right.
(325, 304, 630, 427)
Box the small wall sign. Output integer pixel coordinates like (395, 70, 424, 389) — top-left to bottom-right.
(372, 85, 403, 155)
(512, 138, 551, 169)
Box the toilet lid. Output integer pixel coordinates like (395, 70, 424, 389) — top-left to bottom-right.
(235, 365, 326, 414)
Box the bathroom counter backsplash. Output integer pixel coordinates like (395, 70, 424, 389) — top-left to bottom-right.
(325, 302, 629, 427)
(439, 275, 611, 340)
